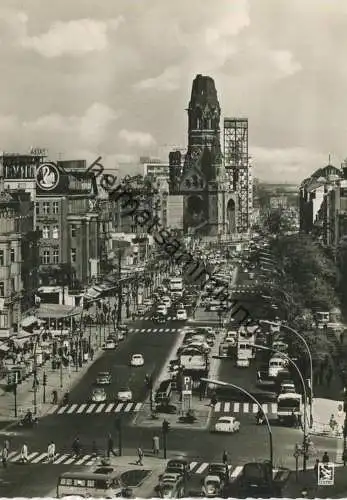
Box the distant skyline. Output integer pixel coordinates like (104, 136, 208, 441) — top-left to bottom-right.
(0, 0, 346, 183)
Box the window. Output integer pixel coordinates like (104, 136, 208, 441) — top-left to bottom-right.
(131, 225, 136, 232)
(71, 224, 76, 238)
(52, 249, 59, 264)
(41, 250, 50, 265)
(35, 202, 39, 215)
(42, 226, 50, 239)
(42, 202, 50, 215)
(52, 201, 59, 214)
(0, 250, 4, 266)
(10, 249, 15, 263)
(0, 312, 7, 328)
(11, 278, 15, 293)
(52, 226, 59, 239)
(71, 248, 77, 263)
(0, 282, 4, 297)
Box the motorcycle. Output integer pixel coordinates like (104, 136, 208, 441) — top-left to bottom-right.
(18, 416, 39, 428)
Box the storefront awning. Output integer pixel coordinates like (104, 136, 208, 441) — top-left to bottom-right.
(0, 343, 9, 352)
(36, 304, 82, 319)
(21, 315, 42, 328)
(84, 288, 101, 300)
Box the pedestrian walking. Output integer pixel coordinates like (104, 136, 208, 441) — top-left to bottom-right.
(322, 452, 330, 463)
(92, 440, 98, 458)
(20, 443, 29, 463)
(47, 441, 56, 462)
(4, 439, 9, 452)
(72, 437, 81, 457)
(1, 447, 8, 468)
(107, 434, 117, 458)
(152, 435, 160, 456)
(135, 447, 144, 466)
(222, 450, 228, 465)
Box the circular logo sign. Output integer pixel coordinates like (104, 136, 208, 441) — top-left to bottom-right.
(36, 162, 60, 191)
(338, 403, 343, 412)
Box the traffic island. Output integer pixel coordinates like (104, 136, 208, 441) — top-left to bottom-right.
(120, 469, 152, 487)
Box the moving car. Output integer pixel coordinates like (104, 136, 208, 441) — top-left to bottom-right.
(117, 388, 132, 402)
(214, 416, 240, 433)
(130, 354, 144, 367)
(162, 296, 171, 308)
(92, 387, 107, 403)
(96, 372, 111, 385)
(202, 475, 223, 498)
(103, 339, 117, 350)
(157, 305, 168, 316)
(165, 458, 190, 478)
(176, 309, 187, 321)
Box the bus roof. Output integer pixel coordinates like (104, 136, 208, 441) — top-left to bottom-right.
(58, 471, 120, 480)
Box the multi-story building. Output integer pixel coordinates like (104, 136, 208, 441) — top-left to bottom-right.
(0, 163, 39, 337)
(299, 164, 342, 238)
(36, 160, 100, 288)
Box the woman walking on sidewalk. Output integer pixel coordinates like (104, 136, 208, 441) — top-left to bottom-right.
(20, 443, 29, 463)
(47, 441, 56, 462)
(2, 447, 8, 468)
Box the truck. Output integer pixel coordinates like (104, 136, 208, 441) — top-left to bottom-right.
(277, 392, 302, 425)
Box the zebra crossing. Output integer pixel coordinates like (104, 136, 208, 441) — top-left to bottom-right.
(46, 402, 143, 416)
(128, 327, 184, 334)
(214, 402, 278, 415)
(4, 452, 285, 477)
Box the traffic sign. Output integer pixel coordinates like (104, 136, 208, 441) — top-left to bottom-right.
(318, 463, 334, 486)
(182, 375, 192, 395)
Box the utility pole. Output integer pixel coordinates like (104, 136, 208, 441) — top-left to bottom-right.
(115, 415, 123, 456)
(162, 419, 170, 459)
(145, 374, 154, 412)
(43, 372, 47, 404)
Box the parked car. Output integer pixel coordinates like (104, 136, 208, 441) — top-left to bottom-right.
(130, 354, 144, 367)
(214, 416, 240, 433)
(96, 371, 111, 385)
(92, 387, 107, 403)
(208, 463, 231, 483)
(202, 474, 223, 498)
(165, 458, 190, 478)
(117, 388, 132, 402)
(103, 339, 117, 350)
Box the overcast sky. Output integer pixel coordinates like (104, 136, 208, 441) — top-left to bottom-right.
(0, 0, 346, 183)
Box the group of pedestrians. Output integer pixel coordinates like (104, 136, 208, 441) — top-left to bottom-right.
(1, 440, 56, 468)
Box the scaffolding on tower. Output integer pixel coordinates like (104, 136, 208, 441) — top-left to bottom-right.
(223, 118, 252, 233)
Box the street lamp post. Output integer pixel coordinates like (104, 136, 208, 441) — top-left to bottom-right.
(260, 319, 314, 427)
(253, 344, 309, 472)
(201, 378, 273, 472)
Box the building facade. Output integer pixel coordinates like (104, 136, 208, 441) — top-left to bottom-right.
(36, 160, 100, 288)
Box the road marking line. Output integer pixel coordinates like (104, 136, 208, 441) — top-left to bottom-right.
(77, 404, 87, 414)
(140, 328, 146, 332)
(153, 329, 158, 332)
(54, 454, 70, 464)
(189, 461, 198, 471)
(67, 404, 78, 414)
(64, 456, 77, 465)
(86, 404, 96, 414)
(134, 403, 142, 412)
(271, 403, 277, 413)
(47, 405, 59, 414)
(95, 404, 106, 413)
(124, 403, 133, 412)
(214, 402, 221, 412)
(115, 403, 124, 412)
(230, 465, 243, 478)
(75, 455, 92, 465)
(234, 402, 240, 413)
(105, 404, 114, 413)
(252, 404, 258, 413)
(10, 453, 21, 462)
(224, 402, 230, 412)
(159, 329, 164, 332)
(7, 451, 18, 460)
(31, 452, 47, 463)
(57, 405, 68, 415)
(262, 404, 268, 414)
(128, 328, 134, 333)
(196, 463, 209, 474)
(243, 403, 249, 413)
(165, 329, 170, 332)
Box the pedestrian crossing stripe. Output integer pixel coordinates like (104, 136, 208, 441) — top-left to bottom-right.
(47, 402, 143, 416)
(4, 453, 304, 476)
(142, 316, 188, 321)
(128, 327, 184, 334)
(214, 402, 278, 414)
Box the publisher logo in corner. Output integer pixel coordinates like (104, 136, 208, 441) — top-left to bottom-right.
(318, 462, 334, 486)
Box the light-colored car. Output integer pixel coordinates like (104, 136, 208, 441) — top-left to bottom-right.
(96, 371, 111, 385)
(103, 339, 117, 350)
(157, 305, 168, 316)
(117, 388, 132, 402)
(162, 296, 171, 308)
(214, 416, 240, 433)
(131, 354, 144, 367)
(92, 387, 107, 403)
(224, 331, 237, 345)
(176, 309, 187, 320)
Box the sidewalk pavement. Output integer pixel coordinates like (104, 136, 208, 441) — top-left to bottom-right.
(0, 323, 105, 421)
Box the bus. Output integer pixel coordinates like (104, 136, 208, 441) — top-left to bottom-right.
(56, 471, 123, 498)
(169, 277, 183, 296)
